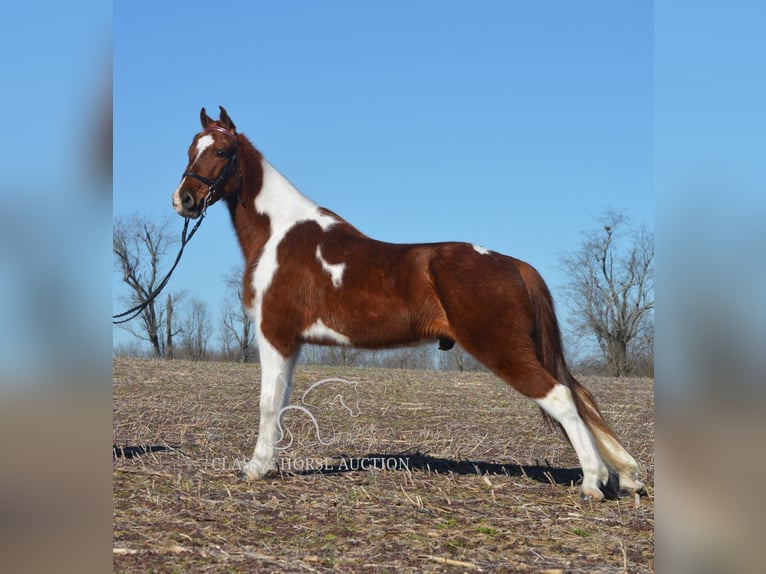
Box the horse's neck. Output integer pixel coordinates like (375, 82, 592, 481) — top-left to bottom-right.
(256, 160, 330, 232)
(226, 154, 336, 265)
(224, 152, 272, 264)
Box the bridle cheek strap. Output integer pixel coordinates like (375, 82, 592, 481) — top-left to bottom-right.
(183, 151, 239, 210)
(181, 128, 243, 213)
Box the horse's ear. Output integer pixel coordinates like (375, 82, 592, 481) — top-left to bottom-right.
(200, 107, 213, 129)
(219, 106, 237, 133)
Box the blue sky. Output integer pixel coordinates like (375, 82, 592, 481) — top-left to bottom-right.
(113, 1, 653, 352)
(0, 1, 111, 382)
(0, 4, 764, 568)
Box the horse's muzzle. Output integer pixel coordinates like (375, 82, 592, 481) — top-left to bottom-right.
(172, 190, 202, 218)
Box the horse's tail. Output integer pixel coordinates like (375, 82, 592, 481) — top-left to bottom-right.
(516, 260, 638, 477)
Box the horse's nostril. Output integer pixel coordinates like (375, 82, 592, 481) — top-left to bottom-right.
(182, 193, 194, 207)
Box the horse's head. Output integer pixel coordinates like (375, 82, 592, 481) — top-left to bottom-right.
(172, 106, 242, 218)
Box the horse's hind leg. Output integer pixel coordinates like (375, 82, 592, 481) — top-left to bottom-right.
(565, 380, 644, 494)
(495, 362, 610, 500)
(492, 357, 644, 499)
(467, 349, 610, 499)
(533, 379, 610, 500)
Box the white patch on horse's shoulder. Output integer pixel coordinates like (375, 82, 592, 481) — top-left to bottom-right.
(473, 244, 490, 255)
(316, 246, 346, 288)
(195, 134, 214, 161)
(302, 319, 351, 345)
(251, 160, 341, 320)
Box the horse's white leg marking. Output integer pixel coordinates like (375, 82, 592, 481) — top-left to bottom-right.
(569, 385, 644, 493)
(472, 244, 490, 255)
(241, 335, 299, 479)
(315, 245, 345, 287)
(302, 319, 351, 345)
(536, 384, 609, 499)
(243, 161, 340, 479)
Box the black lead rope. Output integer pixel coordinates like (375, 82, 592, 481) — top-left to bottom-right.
(114, 126, 240, 325)
(112, 212, 206, 325)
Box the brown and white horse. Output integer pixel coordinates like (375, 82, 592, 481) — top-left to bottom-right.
(172, 107, 643, 500)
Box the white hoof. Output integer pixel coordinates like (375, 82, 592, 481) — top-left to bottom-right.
(579, 472, 607, 501)
(238, 459, 276, 480)
(579, 484, 605, 502)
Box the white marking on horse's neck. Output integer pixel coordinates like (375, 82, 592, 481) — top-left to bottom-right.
(248, 160, 339, 340)
(473, 244, 490, 255)
(316, 245, 345, 287)
(255, 161, 336, 234)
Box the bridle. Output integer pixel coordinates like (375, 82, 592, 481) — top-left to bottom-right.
(181, 124, 244, 215)
(113, 125, 242, 325)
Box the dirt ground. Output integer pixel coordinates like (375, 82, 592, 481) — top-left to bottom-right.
(113, 358, 654, 573)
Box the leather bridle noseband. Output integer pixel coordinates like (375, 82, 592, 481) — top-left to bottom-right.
(182, 125, 243, 215)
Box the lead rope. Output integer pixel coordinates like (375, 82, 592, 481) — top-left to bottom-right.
(114, 126, 240, 325)
(113, 194, 210, 325)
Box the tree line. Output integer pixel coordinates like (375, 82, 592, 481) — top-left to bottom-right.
(114, 210, 653, 376)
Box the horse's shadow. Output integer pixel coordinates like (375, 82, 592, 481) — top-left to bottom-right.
(113, 444, 176, 459)
(113, 443, 620, 498)
(287, 451, 621, 499)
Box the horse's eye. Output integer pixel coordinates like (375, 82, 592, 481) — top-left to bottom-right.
(216, 149, 228, 158)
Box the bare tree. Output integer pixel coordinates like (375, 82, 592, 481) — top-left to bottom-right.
(560, 210, 654, 376)
(301, 344, 362, 367)
(373, 344, 435, 370)
(180, 297, 213, 361)
(437, 343, 487, 372)
(165, 293, 185, 360)
(220, 268, 256, 363)
(113, 214, 179, 357)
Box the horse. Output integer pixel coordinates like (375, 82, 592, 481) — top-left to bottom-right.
(171, 106, 643, 500)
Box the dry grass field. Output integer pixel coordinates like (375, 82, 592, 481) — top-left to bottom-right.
(113, 357, 654, 573)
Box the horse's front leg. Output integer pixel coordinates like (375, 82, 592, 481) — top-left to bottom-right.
(239, 338, 299, 480)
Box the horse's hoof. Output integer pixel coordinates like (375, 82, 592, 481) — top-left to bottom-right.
(579, 488, 605, 502)
(619, 473, 645, 496)
(237, 463, 275, 481)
